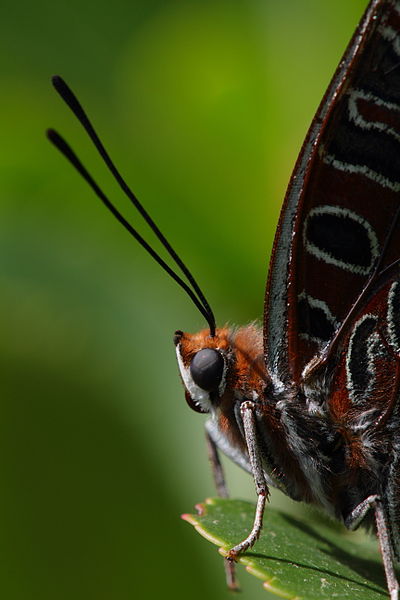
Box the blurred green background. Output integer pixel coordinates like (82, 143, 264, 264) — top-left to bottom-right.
(1, 1, 369, 599)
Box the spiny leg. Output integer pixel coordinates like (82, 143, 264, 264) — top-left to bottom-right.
(346, 495, 399, 600)
(226, 400, 269, 560)
(206, 430, 229, 499)
(375, 500, 399, 600)
(205, 431, 239, 591)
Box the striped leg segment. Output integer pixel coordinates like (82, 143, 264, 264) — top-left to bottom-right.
(346, 495, 399, 600)
(226, 401, 269, 560)
(205, 431, 239, 591)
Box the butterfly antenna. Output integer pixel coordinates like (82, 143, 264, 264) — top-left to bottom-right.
(48, 76, 216, 336)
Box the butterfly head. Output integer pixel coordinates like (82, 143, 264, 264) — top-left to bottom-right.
(174, 328, 231, 413)
(174, 325, 265, 414)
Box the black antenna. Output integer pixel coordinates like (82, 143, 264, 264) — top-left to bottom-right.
(48, 76, 216, 336)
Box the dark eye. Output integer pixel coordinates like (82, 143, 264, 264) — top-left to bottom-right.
(190, 348, 224, 392)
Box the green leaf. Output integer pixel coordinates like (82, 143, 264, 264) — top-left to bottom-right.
(182, 498, 391, 599)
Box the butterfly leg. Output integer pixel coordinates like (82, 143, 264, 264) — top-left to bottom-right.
(345, 495, 399, 600)
(205, 430, 230, 499)
(226, 400, 269, 561)
(205, 430, 239, 591)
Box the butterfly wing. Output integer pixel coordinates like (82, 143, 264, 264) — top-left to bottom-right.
(328, 259, 400, 429)
(264, 0, 400, 385)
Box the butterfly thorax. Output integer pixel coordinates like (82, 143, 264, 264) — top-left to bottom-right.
(175, 326, 325, 506)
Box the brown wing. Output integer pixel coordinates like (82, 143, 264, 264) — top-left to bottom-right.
(264, 0, 400, 384)
(327, 260, 400, 431)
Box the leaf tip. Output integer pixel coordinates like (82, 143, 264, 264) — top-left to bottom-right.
(181, 513, 195, 525)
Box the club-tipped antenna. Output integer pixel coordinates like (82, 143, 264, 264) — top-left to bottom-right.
(48, 76, 216, 336)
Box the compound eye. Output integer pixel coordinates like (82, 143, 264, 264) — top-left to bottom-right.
(190, 348, 224, 392)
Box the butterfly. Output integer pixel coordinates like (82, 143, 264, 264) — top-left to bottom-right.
(48, 0, 400, 597)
